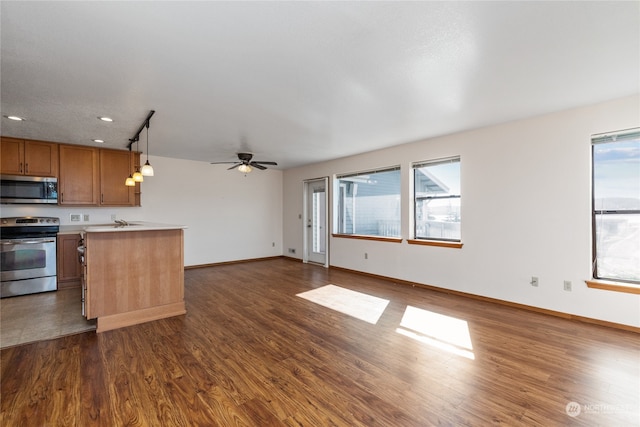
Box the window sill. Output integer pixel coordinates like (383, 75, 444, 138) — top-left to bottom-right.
(407, 239, 463, 249)
(585, 280, 640, 295)
(331, 234, 403, 243)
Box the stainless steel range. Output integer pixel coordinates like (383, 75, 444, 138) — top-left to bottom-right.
(1, 216, 59, 298)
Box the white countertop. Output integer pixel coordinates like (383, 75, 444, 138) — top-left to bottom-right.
(58, 225, 86, 235)
(58, 222, 187, 235)
(81, 221, 187, 233)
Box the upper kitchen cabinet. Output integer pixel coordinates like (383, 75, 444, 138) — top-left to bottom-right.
(100, 149, 137, 206)
(58, 144, 140, 207)
(0, 137, 58, 176)
(58, 144, 100, 205)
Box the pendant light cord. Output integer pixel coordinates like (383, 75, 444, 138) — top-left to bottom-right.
(146, 121, 150, 161)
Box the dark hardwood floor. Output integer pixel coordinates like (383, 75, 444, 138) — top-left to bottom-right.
(1, 258, 638, 426)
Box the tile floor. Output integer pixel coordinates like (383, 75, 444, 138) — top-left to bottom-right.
(0, 287, 96, 349)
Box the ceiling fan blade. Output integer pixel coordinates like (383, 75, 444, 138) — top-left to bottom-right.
(210, 161, 239, 165)
(227, 163, 242, 170)
(254, 161, 277, 166)
(250, 162, 267, 170)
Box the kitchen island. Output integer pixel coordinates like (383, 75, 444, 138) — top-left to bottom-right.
(83, 222, 187, 333)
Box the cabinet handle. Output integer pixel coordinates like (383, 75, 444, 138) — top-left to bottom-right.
(19, 162, 23, 173)
(101, 194, 104, 203)
(25, 163, 28, 173)
(61, 193, 63, 202)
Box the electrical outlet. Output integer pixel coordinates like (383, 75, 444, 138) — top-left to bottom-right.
(83, 214, 90, 222)
(364, 253, 368, 259)
(272, 242, 275, 247)
(530, 276, 539, 287)
(288, 248, 296, 254)
(564, 280, 572, 291)
(70, 214, 81, 222)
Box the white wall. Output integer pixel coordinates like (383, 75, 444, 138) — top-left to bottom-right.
(1, 156, 283, 266)
(283, 95, 640, 328)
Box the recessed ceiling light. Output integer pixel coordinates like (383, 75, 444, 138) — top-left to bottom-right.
(98, 116, 113, 122)
(4, 115, 25, 121)
(92, 139, 105, 143)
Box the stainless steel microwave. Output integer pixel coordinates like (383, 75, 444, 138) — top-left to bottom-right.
(0, 175, 58, 204)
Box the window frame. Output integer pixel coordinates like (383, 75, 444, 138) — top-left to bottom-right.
(411, 156, 462, 245)
(333, 165, 402, 240)
(591, 128, 640, 285)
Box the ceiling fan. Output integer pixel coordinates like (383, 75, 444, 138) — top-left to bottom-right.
(211, 152, 277, 173)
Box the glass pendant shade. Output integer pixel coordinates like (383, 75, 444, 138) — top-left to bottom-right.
(238, 164, 252, 173)
(141, 160, 154, 176)
(132, 169, 144, 182)
(125, 175, 135, 186)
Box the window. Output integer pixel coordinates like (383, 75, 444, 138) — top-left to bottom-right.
(592, 128, 640, 284)
(336, 166, 401, 237)
(413, 157, 461, 242)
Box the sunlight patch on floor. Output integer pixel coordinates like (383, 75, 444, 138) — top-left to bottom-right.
(296, 284, 390, 324)
(396, 305, 475, 360)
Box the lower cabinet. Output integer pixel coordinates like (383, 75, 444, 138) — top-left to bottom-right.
(57, 233, 82, 289)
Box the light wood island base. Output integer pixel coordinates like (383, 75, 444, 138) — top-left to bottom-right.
(96, 301, 186, 333)
(84, 226, 186, 332)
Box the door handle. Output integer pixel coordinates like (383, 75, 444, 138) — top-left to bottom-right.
(1, 239, 55, 245)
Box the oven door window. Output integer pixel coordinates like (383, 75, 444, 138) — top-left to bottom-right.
(0, 239, 57, 281)
(1, 249, 47, 271)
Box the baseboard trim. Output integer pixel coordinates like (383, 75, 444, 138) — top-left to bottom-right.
(329, 265, 640, 334)
(185, 256, 284, 269)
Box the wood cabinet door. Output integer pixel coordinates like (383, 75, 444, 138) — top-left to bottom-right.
(59, 144, 99, 205)
(0, 137, 25, 174)
(57, 233, 82, 288)
(100, 149, 135, 206)
(24, 140, 58, 176)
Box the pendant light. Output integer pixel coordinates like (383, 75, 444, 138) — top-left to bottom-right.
(132, 139, 144, 182)
(126, 110, 155, 185)
(141, 121, 154, 176)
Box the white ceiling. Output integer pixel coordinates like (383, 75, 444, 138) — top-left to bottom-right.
(1, 1, 638, 169)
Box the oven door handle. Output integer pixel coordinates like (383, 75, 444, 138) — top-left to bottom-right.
(1, 239, 56, 245)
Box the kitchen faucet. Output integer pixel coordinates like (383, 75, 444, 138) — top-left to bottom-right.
(114, 219, 129, 227)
